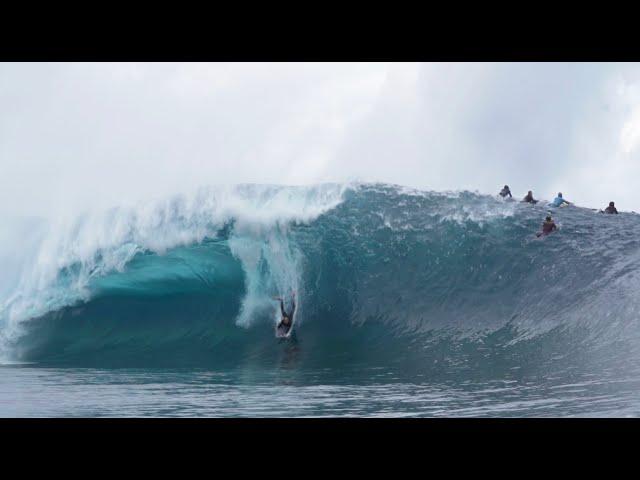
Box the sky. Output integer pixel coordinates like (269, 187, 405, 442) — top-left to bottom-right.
(2, 62, 640, 216)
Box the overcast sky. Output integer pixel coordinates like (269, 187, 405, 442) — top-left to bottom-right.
(2, 62, 640, 216)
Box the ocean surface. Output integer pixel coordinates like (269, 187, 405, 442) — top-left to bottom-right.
(2, 183, 640, 417)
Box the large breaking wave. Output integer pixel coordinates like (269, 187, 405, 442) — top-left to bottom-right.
(2, 183, 640, 373)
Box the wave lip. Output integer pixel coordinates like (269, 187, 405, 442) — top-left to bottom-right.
(0, 183, 349, 360)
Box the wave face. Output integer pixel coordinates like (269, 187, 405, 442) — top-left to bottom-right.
(3, 183, 640, 373)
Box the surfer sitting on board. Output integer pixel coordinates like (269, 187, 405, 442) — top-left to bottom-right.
(273, 292, 296, 336)
(536, 215, 557, 237)
(522, 190, 538, 204)
(603, 201, 618, 214)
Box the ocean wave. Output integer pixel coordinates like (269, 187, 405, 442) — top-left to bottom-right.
(2, 183, 640, 369)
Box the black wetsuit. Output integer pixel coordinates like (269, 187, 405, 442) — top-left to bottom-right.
(523, 193, 537, 204)
(499, 188, 512, 198)
(604, 206, 618, 214)
(277, 298, 295, 335)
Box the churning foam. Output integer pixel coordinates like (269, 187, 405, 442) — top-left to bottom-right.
(0, 183, 349, 358)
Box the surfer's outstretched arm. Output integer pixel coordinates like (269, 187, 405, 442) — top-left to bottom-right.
(279, 299, 286, 317)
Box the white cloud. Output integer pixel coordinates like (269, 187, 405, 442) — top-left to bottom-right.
(620, 108, 640, 154)
(1, 62, 640, 216)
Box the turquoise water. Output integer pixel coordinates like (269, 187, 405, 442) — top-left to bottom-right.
(2, 184, 640, 416)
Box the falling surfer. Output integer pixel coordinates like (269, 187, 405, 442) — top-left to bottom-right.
(273, 292, 296, 338)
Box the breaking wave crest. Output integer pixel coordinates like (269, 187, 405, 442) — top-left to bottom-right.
(2, 183, 640, 373)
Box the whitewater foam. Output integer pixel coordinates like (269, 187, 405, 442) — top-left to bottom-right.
(0, 183, 348, 359)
